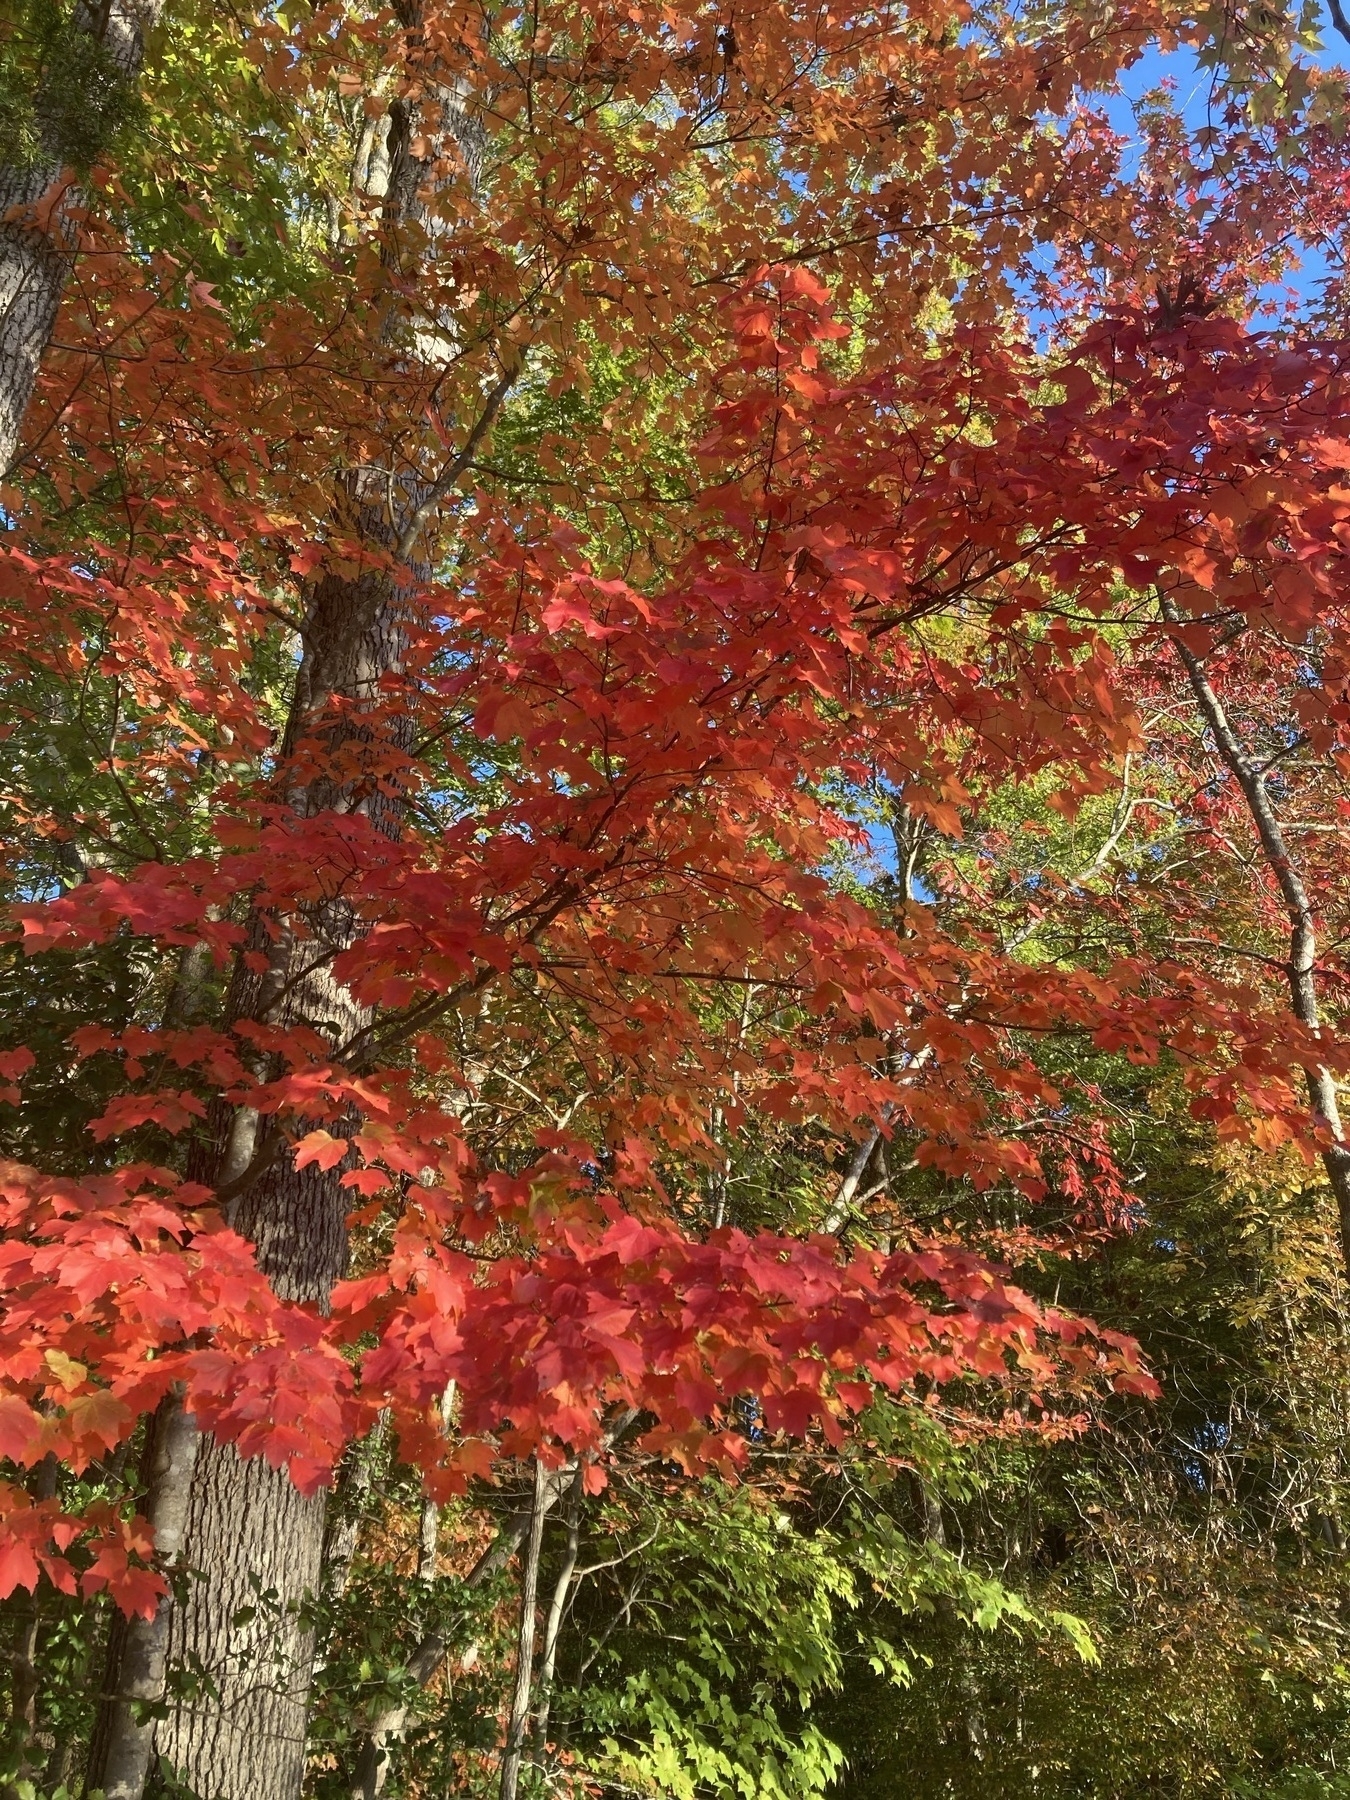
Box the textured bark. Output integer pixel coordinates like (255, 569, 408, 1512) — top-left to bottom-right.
(0, 0, 162, 477)
(84, 1395, 200, 1800)
(149, 525, 417, 1800)
(152, 1440, 330, 1800)
(90, 31, 499, 1797)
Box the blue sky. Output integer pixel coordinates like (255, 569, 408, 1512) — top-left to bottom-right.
(1106, 2, 1346, 123)
(1063, 7, 1349, 318)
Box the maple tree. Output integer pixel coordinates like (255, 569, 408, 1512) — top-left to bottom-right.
(3, 0, 1350, 1795)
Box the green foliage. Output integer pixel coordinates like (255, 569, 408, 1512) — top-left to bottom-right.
(109, 0, 344, 318)
(1233, 1774, 1350, 1799)
(543, 1447, 1094, 1800)
(817, 1081, 1350, 1800)
(0, 0, 144, 172)
(560, 1482, 853, 1800)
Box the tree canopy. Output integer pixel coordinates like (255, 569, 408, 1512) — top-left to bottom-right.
(4, 0, 1350, 1794)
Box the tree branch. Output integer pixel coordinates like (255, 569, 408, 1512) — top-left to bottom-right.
(1161, 591, 1350, 1262)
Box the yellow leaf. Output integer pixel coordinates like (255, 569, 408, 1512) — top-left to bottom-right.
(44, 1349, 88, 1392)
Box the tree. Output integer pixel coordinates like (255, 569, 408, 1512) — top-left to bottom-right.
(0, 0, 163, 475)
(2, 1, 1350, 1797)
(819, 1080, 1350, 1799)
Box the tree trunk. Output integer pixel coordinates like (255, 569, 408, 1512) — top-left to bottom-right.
(86, 487, 422, 1799)
(150, 523, 419, 1800)
(500, 1460, 549, 1800)
(322, 1412, 390, 1605)
(531, 1465, 583, 1758)
(1163, 595, 1350, 1268)
(85, 1395, 200, 1800)
(0, 0, 162, 478)
(152, 1445, 331, 1800)
(90, 35, 497, 1797)
(348, 1476, 568, 1800)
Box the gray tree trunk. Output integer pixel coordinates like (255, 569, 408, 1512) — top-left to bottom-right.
(87, 27, 497, 1794)
(1163, 595, 1350, 1268)
(86, 482, 426, 1800)
(0, 0, 162, 477)
(149, 508, 422, 1800)
(531, 1465, 583, 1758)
(499, 1460, 550, 1800)
(84, 1395, 200, 1800)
